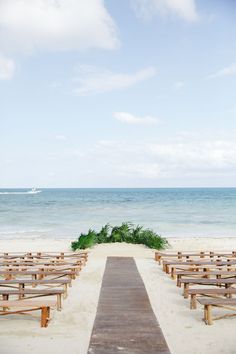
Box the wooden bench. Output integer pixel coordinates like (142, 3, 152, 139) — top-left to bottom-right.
(0, 300, 57, 327)
(0, 263, 82, 276)
(197, 298, 236, 325)
(179, 278, 236, 298)
(163, 260, 236, 274)
(175, 270, 236, 287)
(0, 259, 83, 267)
(0, 279, 71, 298)
(0, 270, 77, 281)
(0, 251, 88, 262)
(155, 251, 235, 264)
(0, 288, 64, 310)
(170, 264, 236, 280)
(188, 288, 236, 309)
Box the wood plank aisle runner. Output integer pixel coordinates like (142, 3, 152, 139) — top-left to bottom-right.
(88, 257, 170, 354)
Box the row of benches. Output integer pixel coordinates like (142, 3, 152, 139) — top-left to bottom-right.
(0, 251, 88, 327)
(155, 250, 236, 325)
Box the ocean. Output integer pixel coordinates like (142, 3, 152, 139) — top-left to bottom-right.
(0, 188, 236, 239)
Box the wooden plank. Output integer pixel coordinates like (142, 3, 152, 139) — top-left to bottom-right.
(88, 257, 170, 354)
(180, 278, 236, 285)
(198, 298, 236, 306)
(0, 279, 71, 284)
(0, 300, 56, 307)
(175, 270, 236, 286)
(0, 289, 64, 310)
(0, 289, 63, 294)
(188, 288, 236, 309)
(175, 270, 236, 276)
(189, 288, 236, 295)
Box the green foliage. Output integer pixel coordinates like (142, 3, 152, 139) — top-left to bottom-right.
(71, 222, 169, 251)
(96, 224, 110, 244)
(71, 229, 97, 250)
(138, 229, 169, 249)
(131, 225, 144, 244)
(110, 222, 133, 243)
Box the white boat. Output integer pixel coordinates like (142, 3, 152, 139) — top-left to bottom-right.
(0, 188, 42, 195)
(27, 188, 42, 194)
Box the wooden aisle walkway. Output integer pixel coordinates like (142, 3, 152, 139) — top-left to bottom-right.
(88, 257, 170, 354)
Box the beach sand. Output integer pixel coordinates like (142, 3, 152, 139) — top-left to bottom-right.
(1, 237, 236, 354)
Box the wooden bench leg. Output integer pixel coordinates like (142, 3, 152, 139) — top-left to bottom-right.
(225, 284, 232, 298)
(190, 294, 197, 309)
(204, 305, 208, 323)
(57, 294, 62, 311)
(183, 283, 189, 298)
(171, 267, 175, 280)
(177, 275, 181, 287)
(41, 306, 50, 327)
(71, 273, 76, 280)
(2, 294, 9, 311)
(206, 305, 213, 325)
(63, 284, 68, 299)
(154, 253, 159, 262)
(32, 274, 37, 287)
(19, 284, 25, 299)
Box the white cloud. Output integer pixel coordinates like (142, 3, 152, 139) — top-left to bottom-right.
(0, 54, 15, 80)
(207, 63, 236, 79)
(0, 0, 118, 55)
(3, 134, 236, 187)
(113, 112, 159, 125)
(147, 140, 236, 170)
(72, 65, 157, 95)
(131, 0, 199, 22)
(86, 135, 236, 182)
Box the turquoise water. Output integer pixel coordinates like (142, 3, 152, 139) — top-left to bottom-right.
(0, 188, 236, 239)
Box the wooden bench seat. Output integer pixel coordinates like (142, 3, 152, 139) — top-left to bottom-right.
(155, 251, 236, 264)
(0, 300, 57, 327)
(170, 264, 236, 279)
(0, 264, 82, 273)
(179, 278, 236, 298)
(197, 298, 236, 325)
(163, 260, 236, 274)
(0, 289, 64, 310)
(0, 260, 83, 267)
(0, 252, 88, 262)
(175, 270, 236, 287)
(0, 279, 71, 298)
(0, 270, 77, 281)
(188, 288, 236, 309)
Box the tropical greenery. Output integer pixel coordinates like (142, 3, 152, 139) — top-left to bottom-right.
(71, 222, 169, 250)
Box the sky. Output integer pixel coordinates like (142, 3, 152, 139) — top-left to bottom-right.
(1, 0, 236, 188)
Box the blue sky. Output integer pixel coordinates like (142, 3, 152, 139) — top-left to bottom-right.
(1, 0, 236, 188)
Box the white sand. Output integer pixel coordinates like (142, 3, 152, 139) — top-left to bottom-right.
(1, 237, 236, 354)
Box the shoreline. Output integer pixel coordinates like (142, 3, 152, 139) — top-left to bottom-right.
(1, 236, 236, 251)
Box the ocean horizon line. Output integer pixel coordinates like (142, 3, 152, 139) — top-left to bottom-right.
(1, 187, 236, 190)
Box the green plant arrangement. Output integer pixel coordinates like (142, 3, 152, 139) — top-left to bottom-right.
(71, 222, 169, 250)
